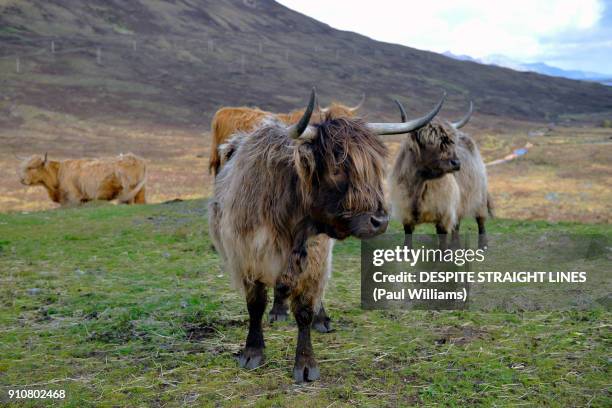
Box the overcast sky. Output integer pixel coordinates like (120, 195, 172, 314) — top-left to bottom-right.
(278, 0, 612, 75)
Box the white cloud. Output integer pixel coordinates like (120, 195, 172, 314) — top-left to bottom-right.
(278, 0, 605, 62)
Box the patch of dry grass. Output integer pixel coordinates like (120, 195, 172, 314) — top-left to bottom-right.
(486, 126, 612, 223)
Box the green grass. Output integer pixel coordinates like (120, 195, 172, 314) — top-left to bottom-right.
(0, 200, 610, 407)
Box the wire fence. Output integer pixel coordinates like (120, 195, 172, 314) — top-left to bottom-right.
(0, 32, 383, 75)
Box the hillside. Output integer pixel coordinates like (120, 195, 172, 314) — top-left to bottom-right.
(1, 0, 612, 127)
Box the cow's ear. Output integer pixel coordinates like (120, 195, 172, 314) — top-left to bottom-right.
(218, 138, 238, 168)
(293, 143, 316, 187)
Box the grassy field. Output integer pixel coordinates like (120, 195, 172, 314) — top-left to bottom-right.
(0, 199, 609, 407)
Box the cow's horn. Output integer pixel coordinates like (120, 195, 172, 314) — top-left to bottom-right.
(43, 152, 48, 163)
(349, 93, 366, 112)
(451, 101, 473, 129)
(394, 99, 408, 122)
(367, 92, 446, 135)
(288, 88, 317, 140)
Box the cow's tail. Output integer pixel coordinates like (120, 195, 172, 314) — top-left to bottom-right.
(118, 168, 147, 204)
(487, 192, 495, 218)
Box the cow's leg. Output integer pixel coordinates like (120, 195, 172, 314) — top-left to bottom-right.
(476, 216, 488, 249)
(291, 294, 319, 382)
(436, 223, 449, 250)
(60, 188, 78, 207)
(312, 303, 332, 333)
(403, 223, 414, 248)
(134, 187, 146, 204)
(269, 283, 289, 322)
(270, 286, 332, 333)
(238, 280, 267, 370)
(451, 222, 461, 248)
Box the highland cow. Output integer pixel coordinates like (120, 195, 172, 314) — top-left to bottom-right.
(209, 89, 445, 382)
(389, 101, 491, 249)
(18, 153, 147, 206)
(211, 94, 366, 331)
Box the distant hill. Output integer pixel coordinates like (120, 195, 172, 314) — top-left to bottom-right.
(521, 62, 611, 84)
(1, 0, 611, 127)
(444, 51, 612, 86)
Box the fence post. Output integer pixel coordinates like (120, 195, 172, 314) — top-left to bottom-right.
(132, 40, 137, 51)
(96, 47, 102, 64)
(208, 39, 214, 52)
(51, 40, 55, 54)
(15, 57, 20, 73)
(258, 41, 263, 54)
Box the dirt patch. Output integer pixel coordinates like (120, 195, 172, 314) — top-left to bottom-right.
(434, 325, 489, 346)
(86, 320, 150, 344)
(183, 318, 242, 342)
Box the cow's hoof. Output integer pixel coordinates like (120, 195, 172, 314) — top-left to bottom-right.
(293, 357, 320, 383)
(312, 314, 333, 333)
(478, 235, 488, 250)
(312, 320, 333, 333)
(269, 305, 288, 323)
(238, 347, 264, 370)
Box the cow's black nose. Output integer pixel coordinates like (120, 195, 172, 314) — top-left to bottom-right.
(450, 159, 461, 170)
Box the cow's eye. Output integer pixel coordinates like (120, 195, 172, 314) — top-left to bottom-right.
(335, 181, 348, 195)
(329, 166, 345, 180)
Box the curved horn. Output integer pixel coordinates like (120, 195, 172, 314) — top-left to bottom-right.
(14, 153, 27, 161)
(288, 88, 317, 140)
(43, 152, 48, 164)
(348, 93, 366, 112)
(451, 101, 473, 129)
(367, 92, 446, 135)
(393, 99, 408, 122)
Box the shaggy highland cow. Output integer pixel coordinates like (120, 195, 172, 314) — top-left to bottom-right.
(389, 100, 492, 249)
(211, 95, 366, 332)
(18, 153, 147, 206)
(209, 89, 445, 382)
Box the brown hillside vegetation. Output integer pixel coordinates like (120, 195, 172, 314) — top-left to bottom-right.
(1, 0, 611, 122)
